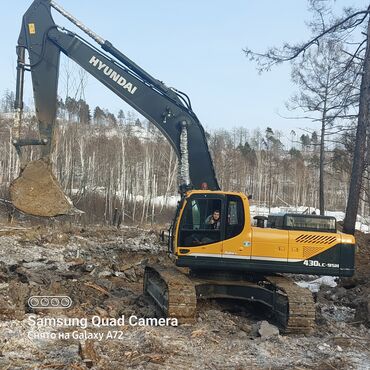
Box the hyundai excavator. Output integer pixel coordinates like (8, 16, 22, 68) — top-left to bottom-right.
(12, 0, 355, 333)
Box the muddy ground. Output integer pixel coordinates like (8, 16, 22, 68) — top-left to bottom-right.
(0, 222, 370, 369)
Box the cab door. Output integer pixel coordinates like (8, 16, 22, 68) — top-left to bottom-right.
(222, 195, 252, 260)
(177, 194, 225, 258)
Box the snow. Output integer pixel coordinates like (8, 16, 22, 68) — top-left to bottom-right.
(296, 276, 338, 293)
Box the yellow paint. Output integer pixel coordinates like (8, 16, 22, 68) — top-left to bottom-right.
(28, 23, 36, 34)
(251, 227, 288, 259)
(183, 241, 223, 257)
(175, 190, 356, 262)
(222, 193, 252, 257)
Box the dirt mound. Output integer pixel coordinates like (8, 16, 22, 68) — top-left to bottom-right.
(315, 229, 370, 328)
(10, 158, 76, 217)
(352, 230, 370, 281)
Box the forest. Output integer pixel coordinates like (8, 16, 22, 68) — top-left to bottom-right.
(0, 90, 359, 225)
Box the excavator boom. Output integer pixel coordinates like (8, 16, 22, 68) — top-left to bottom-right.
(12, 0, 219, 216)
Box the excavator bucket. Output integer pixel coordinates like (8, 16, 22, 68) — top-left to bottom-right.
(9, 158, 76, 217)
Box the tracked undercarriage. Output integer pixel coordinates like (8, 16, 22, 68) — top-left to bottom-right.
(144, 265, 315, 334)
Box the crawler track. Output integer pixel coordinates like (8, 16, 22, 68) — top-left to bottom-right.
(266, 275, 316, 334)
(144, 265, 197, 324)
(144, 266, 315, 333)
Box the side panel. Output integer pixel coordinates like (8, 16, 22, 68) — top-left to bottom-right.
(288, 230, 341, 274)
(339, 243, 355, 276)
(251, 227, 288, 263)
(222, 229, 252, 259)
(176, 243, 354, 277)
(283, 243, 354, 276)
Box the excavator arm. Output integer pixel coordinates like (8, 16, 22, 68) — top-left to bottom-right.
(12, 0, 219, 216)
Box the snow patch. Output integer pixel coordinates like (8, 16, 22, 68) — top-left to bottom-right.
(296, 276, 337, 293)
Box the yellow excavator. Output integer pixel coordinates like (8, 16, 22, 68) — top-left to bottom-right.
(12, 0, 355, 333)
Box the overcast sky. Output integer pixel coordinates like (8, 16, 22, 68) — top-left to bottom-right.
(1, 0, 368, 142)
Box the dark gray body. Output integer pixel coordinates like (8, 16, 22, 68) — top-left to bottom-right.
(17, 0, 219, 190)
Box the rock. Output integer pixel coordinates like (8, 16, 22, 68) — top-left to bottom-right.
(335, 287, 348, 299)
(340, 277, 360, 289)
(124, 268, 137, 282)
(104, 298, 124, 316)
(60, 271, 81, 280)
(250, 323, 259, 337)
(354, 298, 370, 324)
(96, 279, 113, 291)
(84, 264, 95, 272)
(334, 337, 353, 348)
(318, 343, 330, 352)
(66, 258, 85, 266)
(98, 270, 112, 278)
(329, 287, 348, 301)
(257, 321, 279, 339)
(95, 306, 109, 317)
(0, 281, 29, 320)
(15, 267, 50, 285)
(79, 340, 100, 368)
(305, 350, 314, 358)
(236, 331, 248, 339)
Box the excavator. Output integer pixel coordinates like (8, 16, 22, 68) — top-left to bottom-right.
(12, 0, 355, 333)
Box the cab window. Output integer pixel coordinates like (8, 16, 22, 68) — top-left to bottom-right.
(179, 198, 222, 247)
(226, 195, 244, 238)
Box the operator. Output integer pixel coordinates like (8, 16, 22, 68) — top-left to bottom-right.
(205, 210, 221, 229)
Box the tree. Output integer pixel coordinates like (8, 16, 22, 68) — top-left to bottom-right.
(238, 141, 257, 166)
(311, 131, 318, 147)
(118, 109, 125, 125)
(78, 99, 91, 124)
(289, 40, 355, 215)
(300, 134, 311, 151)
(1, 90, 15, 113)
(106, 111, 117, 126)
(93, 106, 106, 125)
(290, 130, 296, 149)
(65, 97, 78, 122)
(244, 1, 370, 234)
(262, 127, 283, 211)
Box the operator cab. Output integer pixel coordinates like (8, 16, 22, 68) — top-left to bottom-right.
(267, 213, 337, 233)
(178, 193, 245, 247)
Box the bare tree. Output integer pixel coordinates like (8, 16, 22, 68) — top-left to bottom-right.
(244, 1, 370, 234)
(288, 40, 356, 215)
